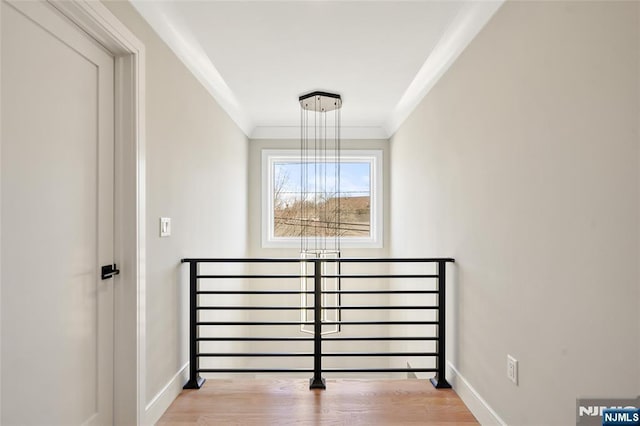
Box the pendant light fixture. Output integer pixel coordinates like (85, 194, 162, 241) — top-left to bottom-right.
(298, 91, 342, 335)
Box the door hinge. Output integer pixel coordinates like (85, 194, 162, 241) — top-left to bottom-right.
(101, 264, 120, 280)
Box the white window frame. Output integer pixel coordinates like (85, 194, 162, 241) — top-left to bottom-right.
(262, 149, 383, 249)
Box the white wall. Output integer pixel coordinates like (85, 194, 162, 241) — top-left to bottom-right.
(102, 2, 249, 423)
(390, 1, 639, 425)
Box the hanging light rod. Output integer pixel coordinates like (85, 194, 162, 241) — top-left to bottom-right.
(299, 91, 342, 112)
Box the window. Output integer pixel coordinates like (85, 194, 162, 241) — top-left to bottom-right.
(262, 149, 382, 248)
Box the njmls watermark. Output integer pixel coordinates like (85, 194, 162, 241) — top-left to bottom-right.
(577, 397, 640, 425)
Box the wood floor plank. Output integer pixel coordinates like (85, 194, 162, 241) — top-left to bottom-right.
(157, 379, 479, 425)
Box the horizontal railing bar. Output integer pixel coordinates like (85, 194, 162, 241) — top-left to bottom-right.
(197, 291, 314, 295)
(197, 337, 314, 341)
(184, 258, 303, 263)
(322, 352, 438, 357)
(196, 274, 438, 279)
(322, 306, 437, 310)
(196, 352, 438, 358)
(195, 306, 436, 310)
(197, 306, 314, 311)
(321, 274, 438, 279)
(197, 368, 437, 373)
(197, 274, 313, 279)
(182, 257, 455, 263)
(197, 321, 437, 326)
(323, 336, 437, 341)
(196, 290, 436, 295)
(319, 321, 438, 325)
(198, 352, 313, 357)
(325, 258, 454, 263)
(197, 321, 313, 326)
(198, 368, 313, 373)
(196, 337, 437, 342)
(322, 368, 438, 373)
(321, 290, 438, 294)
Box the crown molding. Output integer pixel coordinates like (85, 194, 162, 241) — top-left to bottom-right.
(129, 1, 253, 136)
(131, 0, 504, 140)
(385, 0, 505, 137)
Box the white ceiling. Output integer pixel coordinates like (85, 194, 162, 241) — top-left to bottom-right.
(130, 0, 504, 139)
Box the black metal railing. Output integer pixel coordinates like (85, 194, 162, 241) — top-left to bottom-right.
(181, 257, 454, 390)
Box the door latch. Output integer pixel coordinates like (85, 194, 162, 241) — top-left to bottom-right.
(101, 264, 120, 280)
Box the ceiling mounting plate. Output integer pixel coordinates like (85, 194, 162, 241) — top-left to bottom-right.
(299, 91, 342, 112)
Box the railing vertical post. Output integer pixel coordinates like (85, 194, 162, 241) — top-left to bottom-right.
(184, 261, 205, 389)
(430, 260, 451, 389)
(309, 258, 326, 389)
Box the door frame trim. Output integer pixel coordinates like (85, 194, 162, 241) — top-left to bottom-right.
(0, 1, 147, 423)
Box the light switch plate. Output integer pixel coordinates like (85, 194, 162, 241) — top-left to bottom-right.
(507, 354, 518, 385)
(160, 217, 171, 237)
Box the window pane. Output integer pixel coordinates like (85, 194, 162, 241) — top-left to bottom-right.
(273, 161, 371, 238)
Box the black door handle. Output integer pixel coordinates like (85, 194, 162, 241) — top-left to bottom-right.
(101, 264, 120, 280)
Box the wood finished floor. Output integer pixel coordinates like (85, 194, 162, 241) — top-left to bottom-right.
(157, 379, 479, 425)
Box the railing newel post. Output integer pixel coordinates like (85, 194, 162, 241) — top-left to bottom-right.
(309, 258, 326, 389)
(430, 260, 451, 389)
(184, 260, 205, 389)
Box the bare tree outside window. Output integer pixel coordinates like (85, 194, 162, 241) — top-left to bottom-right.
(273, 162, 371, 238)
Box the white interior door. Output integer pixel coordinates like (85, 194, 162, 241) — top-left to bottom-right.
(1, 1, 115, 424)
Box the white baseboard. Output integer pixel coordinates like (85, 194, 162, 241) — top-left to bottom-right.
(144, 363, 189, 425)
(447, 361, 506, 426)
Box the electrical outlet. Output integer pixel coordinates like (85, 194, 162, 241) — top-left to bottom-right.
(507, 355, 518, 385)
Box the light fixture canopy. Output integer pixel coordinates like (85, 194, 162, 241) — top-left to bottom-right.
(299, 91, 342, 112)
